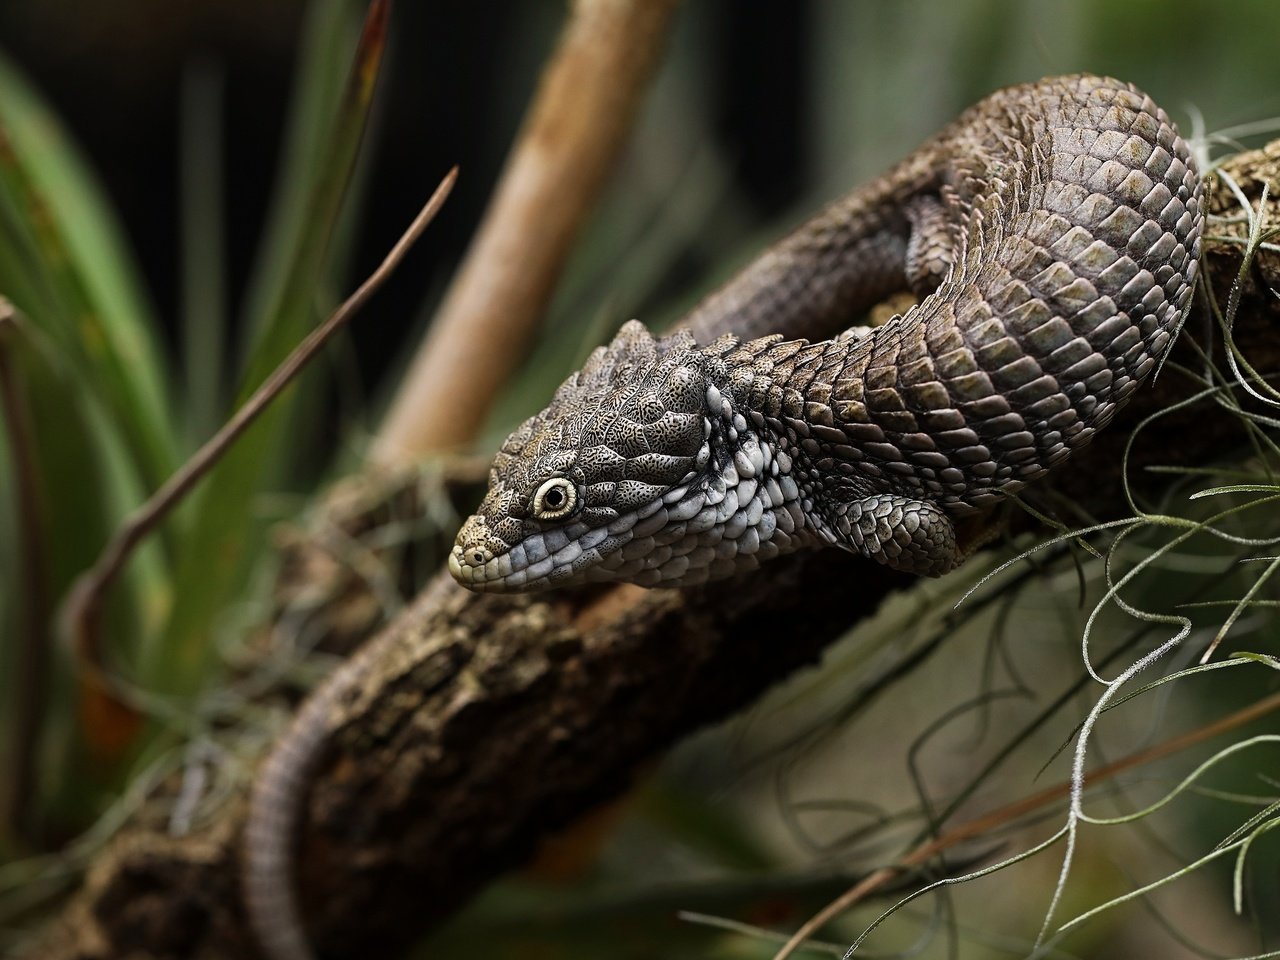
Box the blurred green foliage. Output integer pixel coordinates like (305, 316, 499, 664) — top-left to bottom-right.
(0, 0, 384, 832)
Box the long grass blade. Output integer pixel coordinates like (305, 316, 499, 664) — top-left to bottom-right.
(153, 0, 393, 694)
(0, 53, 176, 490)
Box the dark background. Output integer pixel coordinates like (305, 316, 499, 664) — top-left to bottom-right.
(0, 1, 811, 409)
(8, 0, 1275, 431)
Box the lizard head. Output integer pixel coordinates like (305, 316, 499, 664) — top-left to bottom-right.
(450, 320, 794, 592)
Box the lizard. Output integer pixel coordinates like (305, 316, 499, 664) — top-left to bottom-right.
(449, 73, 1203, 592)
(244, 74, 1203, 959)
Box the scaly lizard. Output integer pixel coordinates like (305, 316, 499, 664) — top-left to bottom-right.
(449, 74, 1202, 591)
(245, 74, 1203, 960)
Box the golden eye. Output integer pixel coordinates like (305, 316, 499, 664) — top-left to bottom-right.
(532, 477, 577, 519)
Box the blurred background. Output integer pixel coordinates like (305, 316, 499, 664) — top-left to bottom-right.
(2, 1, 1280, 957)
(6, 0, 1279, 434)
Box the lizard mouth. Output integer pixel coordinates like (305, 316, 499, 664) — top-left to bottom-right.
(449, 523, 626, 593)
(450, 431, 810, 594)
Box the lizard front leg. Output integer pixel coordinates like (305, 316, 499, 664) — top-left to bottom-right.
(820, 485, 962, 577)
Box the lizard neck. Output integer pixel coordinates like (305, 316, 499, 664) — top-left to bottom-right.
(712, 331, 885, 544)
(711, 327, 963, 574)
(707, 336, 866, 554)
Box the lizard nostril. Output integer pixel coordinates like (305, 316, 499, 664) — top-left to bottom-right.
(472, 551, 485, 565)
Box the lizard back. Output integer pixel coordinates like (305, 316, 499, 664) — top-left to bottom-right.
(723, 74, 1202, 516)
(449, 77, 1201, 580)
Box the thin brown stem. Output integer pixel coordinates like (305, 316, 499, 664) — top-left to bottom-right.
(771, 689, 1280, 960)
(0, 299, 52, 848)
(62, 169, 457, 678)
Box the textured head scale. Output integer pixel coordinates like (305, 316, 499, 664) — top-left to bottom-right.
(450, 321, 721, 591)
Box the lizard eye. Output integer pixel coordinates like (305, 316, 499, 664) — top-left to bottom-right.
(532, 477, 578, 520)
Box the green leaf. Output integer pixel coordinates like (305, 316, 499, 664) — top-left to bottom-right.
(0, 51, 177, 493)
(152, 0, 391, 694)
(0, 50, 176, 763)
(0, 317, 164, 827)
(0, 50, 186, 827)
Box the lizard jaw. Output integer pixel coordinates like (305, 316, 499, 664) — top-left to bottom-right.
(450, 432, 814, 593)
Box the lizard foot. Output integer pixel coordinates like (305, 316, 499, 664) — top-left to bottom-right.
(837, 493, 961, 577)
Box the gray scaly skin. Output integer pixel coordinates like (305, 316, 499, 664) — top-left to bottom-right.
(451, 73, 1203, 591)
(245, 74, 1202, 960)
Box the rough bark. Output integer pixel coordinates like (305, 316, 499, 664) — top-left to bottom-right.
(22, 148, 1280, 960)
